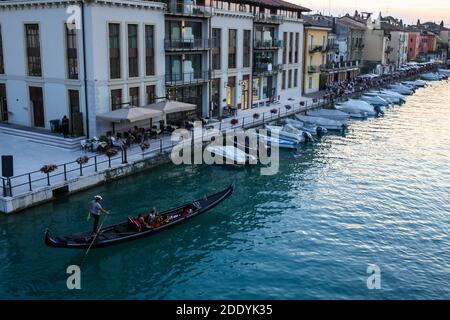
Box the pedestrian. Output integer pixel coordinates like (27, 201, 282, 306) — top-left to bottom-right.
(61, 115, 69, 138)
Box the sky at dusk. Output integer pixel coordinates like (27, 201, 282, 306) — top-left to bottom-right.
(295, 0, 450, 27)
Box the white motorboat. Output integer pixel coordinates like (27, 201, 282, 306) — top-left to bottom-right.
(388, 84, 414, 95)
(421, 73, 443, 81)
(368, 90, 406, 104)
(360, 95, 391, 107)
(251, 132, 297, 149)
(307, 109, 350, 121)
(402, 80, 426, 88)
(265, 124, 312, 143)
(206, 145, 257, 165)
(337, 99, 376, 116)
(438, 69, 450, 76)
(295, 114, 347, 131)
(284, 119, 328, 135)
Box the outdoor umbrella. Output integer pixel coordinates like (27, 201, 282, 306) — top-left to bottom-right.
(144, 100, 197, 115)
(97, 107, 163, 133)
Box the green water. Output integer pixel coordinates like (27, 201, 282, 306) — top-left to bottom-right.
(0, 81, 449, 299)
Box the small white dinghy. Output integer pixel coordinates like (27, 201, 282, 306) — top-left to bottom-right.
(307, 109, 350, 121)
(206, 145, 256, 165)
(360, 95, 390, 107)
(438, 69, 450, 76)
(251, 132, 297, 149)
(421, 73, 443, 81)
(295, 114, 347, 131)
(388, 84, 413, 95)
(402, 80, 426, 88)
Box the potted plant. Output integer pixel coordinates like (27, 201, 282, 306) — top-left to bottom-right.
(230, 118, 239, 126)
(76, 156, 89, 165)
(270, 108, 278, 114)
(40, 164, 58, 174)
(105, 148, 118, 168)
(140, 142, 150, 158)
(285, 105, 292, 110)
(300, 101, 305, 106)
(253, 113, 260, 120)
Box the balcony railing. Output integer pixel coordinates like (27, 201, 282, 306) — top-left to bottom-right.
(166, 3, 212, 17)
(327, 43, 339, 51)
(254, 39, 283, 49)
(254, 13, 284, 24)
(165, 71, 211, 86)
(253, 63, 282, 76)
(309, 45, 324, 53)
(307, 65, 320, 73)
(320, 60, 360, 71)
(164, 38, 211, 51)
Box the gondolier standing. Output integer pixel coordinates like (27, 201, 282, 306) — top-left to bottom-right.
(89, 196, 109, 234)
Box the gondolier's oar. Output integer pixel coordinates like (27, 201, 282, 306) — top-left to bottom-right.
(81, 213, 110, 265)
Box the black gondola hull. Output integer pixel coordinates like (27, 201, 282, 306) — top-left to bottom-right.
(45, 184, 234, 249)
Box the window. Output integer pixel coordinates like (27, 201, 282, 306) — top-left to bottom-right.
(243, 30, 251, 68)
(68, 89, 80, 134)
(129, 87, 139, 107)
(212, 28, 221, 70)
(283, 32, 288, 64)
(128, 24, 139, 78)
(288, 69, 292, 88)
(282, 70, 286, 90)
(145, 25, 155, 76)
(294, 33, 299, 63)
(0, 25, 4, 74)
(111, 89, 122, 110)
(65, 24, 78, 79)
(109, 23, 121, 79)
(310, 35, 314, 49)
(289, 32, 294, 63)
(294, 69, 298, 87)
(25, 24, 42, 77)
(146, 85, 156, 104)
(228, 29, 237, 69)
(308, 76, 312, 89)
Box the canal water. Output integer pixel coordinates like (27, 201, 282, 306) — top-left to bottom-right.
(1, 81, 449, 299)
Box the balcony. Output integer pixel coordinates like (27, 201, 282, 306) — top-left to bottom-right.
(253, 64, 282, 76)
(164, 38, 211, 51)
(320, 60, 360, 71)
(254, 39, 283, 50)
(307, 65, 320, 73)
(327, 43, 339, 52)
(309, 45, 324, 53)
(254, 13, 284, 24)
(166, 2, 212, 17)
(165, 71, 211, 86)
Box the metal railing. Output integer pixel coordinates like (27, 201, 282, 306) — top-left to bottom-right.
(166, 2, 212, 17)
(164, 38, 211, 51)
(1, 98, 332, 199)
(253, 64, 282, 76)
(254, 39, 283, 49)
(165, 70, 211, 86)
(309, 45, 324, 53)
(307, 65, 320, 73)
(321, 60, 360, 71)
(254, 13, 284, 24)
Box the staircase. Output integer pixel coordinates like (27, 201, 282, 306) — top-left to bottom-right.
(0, 123, 85, 151)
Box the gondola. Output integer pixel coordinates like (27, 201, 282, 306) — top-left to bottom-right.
(45, 184, 234, 249)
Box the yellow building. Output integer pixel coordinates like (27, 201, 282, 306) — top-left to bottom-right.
(302, 16, 332, 94)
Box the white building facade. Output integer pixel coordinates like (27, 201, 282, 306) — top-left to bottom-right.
(0, 0, 308, 138)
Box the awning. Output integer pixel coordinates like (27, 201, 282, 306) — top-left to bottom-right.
(97, 107, 163, 123)
(144, 100, 197, 115)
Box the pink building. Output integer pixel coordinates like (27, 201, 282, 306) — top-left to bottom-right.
(408, 31, 421, 60)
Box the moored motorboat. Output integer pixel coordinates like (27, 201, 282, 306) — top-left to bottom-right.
(295, 114, 347, 131)
(284, 118, 327, 135)
(388, 84, 414, 95)
(307, 109, 350, 121)
(206, 145, 257, 165)
(265, 124, 311, 143)
(421, 73, 443, 81)
(252, 132, 297, 149)
(336, 99, 376, 116)
(45, 184, 235, 249)
(360, 95, 390, 107)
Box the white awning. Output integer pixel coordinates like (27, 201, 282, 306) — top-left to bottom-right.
(144, 100, 197, 115)
(97, 107, 163, 123)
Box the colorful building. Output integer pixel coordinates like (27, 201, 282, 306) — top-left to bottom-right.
(302, 15, 332, 94)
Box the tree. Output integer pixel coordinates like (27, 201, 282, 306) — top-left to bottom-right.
(440, 20, 444, 27)
(417, 19, 421, 26)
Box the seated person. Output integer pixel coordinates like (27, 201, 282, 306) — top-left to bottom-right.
(137, 214, 150, 229)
